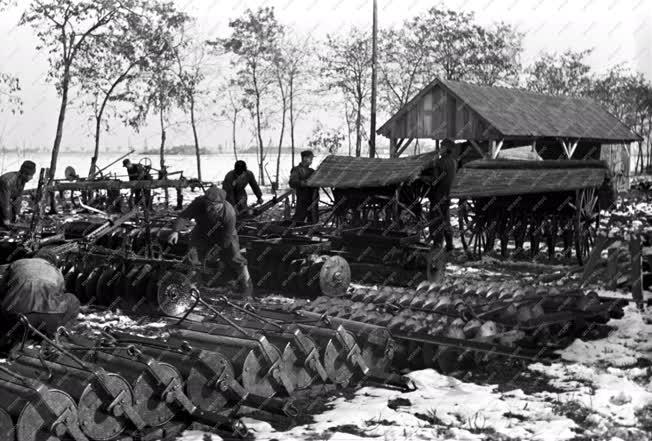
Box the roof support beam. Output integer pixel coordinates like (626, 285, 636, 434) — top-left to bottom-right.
(469, 140, 487, 158)
(561, 140, 570, 158)
(490, 139, 504, 159)
(568, 140, 579, 158)
(532, 140, 541, 160)
(396, 138, 415, 157)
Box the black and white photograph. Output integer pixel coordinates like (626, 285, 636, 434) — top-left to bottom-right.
(0, 0, 650, 440)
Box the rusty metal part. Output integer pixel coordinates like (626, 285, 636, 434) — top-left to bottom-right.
(319, 255, 351, 296)
(107, 331, 297, 417)
(175, 319, 327, 391)
(0, 408, 13, 441)
(294, 324, 367, 387)
(7, 349, 140, 441)
(294, 310, 395, 373)
(167, 329, 295, 398)
(0, 367, 88, 441)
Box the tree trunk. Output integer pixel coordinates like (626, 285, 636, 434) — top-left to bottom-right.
(89, 114, 102, 179)
(50, 64, 71, 181)
(275, 75, 287, 187)
(190, 96, 202, 181)
(289, 78, 296, 169)
(159, 107, 166, 173)
(255, 94, 265, 185)
(276, 105, 286, 187)
(232, 109, 238, 161)
(344, 101, 352, 156)
(88, 65, 134, 179)
(355, 99, 362, 157)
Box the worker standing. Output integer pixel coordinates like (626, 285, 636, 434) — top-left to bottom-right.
(222, 160, 263, 212)
(0, 257, 80, 347)
(122, 159, 152, 208)
(289, 150, 318, 223)
(428, 139, 458, 252)
(0, 160, 36, 229)
(168, 186, 253, 297)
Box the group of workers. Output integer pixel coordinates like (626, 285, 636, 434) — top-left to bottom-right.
(0, 144, 456, 345)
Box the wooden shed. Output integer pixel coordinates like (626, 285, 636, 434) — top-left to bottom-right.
(376, 78, 642, 163)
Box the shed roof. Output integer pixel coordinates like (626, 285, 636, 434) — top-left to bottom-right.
(306, 152, 436, 189)
(378, 78, 642, 143)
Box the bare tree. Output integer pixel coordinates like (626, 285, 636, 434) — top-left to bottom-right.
(177, 43, 208, 181)
(320, 28, 372, 157)
(214, 7, 284, 185)
(20, 0, 134, 180)
(77, 0, 189, 178)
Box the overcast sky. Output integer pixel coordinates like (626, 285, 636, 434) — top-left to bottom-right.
(0, 0, 650, 152)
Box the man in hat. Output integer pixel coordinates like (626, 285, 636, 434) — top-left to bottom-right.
(168, 186, 253, 297)
(428, 139, 458, 252)
(222, 160, 263, 212)
(0, 160, 36, 229)
(0, 257, 80, 347)
(289, 150, 318, 223)
(122, 159, 151, 208)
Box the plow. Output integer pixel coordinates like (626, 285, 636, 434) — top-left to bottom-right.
(0, 153, 638, 440)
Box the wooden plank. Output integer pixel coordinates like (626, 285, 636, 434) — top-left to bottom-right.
(396, 138, 415, 157)
(43, 179, 197, 192)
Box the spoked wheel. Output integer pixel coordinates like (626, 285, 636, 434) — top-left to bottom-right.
(459, 199, 492, 259)
(574, 188, 600, 266)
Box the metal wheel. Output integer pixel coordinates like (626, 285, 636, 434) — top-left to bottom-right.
(458, 199, 492, 259)
(574, 188, 600, 266)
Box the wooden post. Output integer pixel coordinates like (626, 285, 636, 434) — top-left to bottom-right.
(389, 138, 397, 158)
(368, 0, 378, 158)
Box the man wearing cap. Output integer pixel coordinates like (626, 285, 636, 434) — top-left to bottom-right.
(0, 160, 36, 229)
(168, 186, 253, 297)
(0, 257, 80, 347)
(428, 139, 458, 252)
(123, 159, 151, 208)
(289, 150, 318, 223)
(222, 160, 263, 212)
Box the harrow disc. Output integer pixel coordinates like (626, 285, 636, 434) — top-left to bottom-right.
(0, 409, 13, 441)
(281, 344, 313, 390)
(186, 351, 234, 412)
(132, 363, 178, 427)
(17, 389, 80, 441)
(319, 255, 351, 297)
(157, 271, 196, 317)
(77, 373, 131, 441)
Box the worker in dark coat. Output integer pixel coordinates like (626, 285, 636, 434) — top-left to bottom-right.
(428, 139, 458, 251)
(168, 186, 253, 297)
(123, 159, 151, 208)
(289, 150, 318, 223)
(0, 160, 36, 229)
(222, 160, 263, 212)
(0, 257, 80, 347)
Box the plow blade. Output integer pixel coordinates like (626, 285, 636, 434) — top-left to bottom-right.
(0, 368, 88, 441)
(167, 329, 296, 398)
(7, 348, 144, 440)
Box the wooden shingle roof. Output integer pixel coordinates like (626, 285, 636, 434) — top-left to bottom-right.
(306, 152, 436, 189)
(378, 78, 641, 143)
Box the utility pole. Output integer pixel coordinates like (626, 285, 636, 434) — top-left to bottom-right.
(369, 0, 378, 158)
